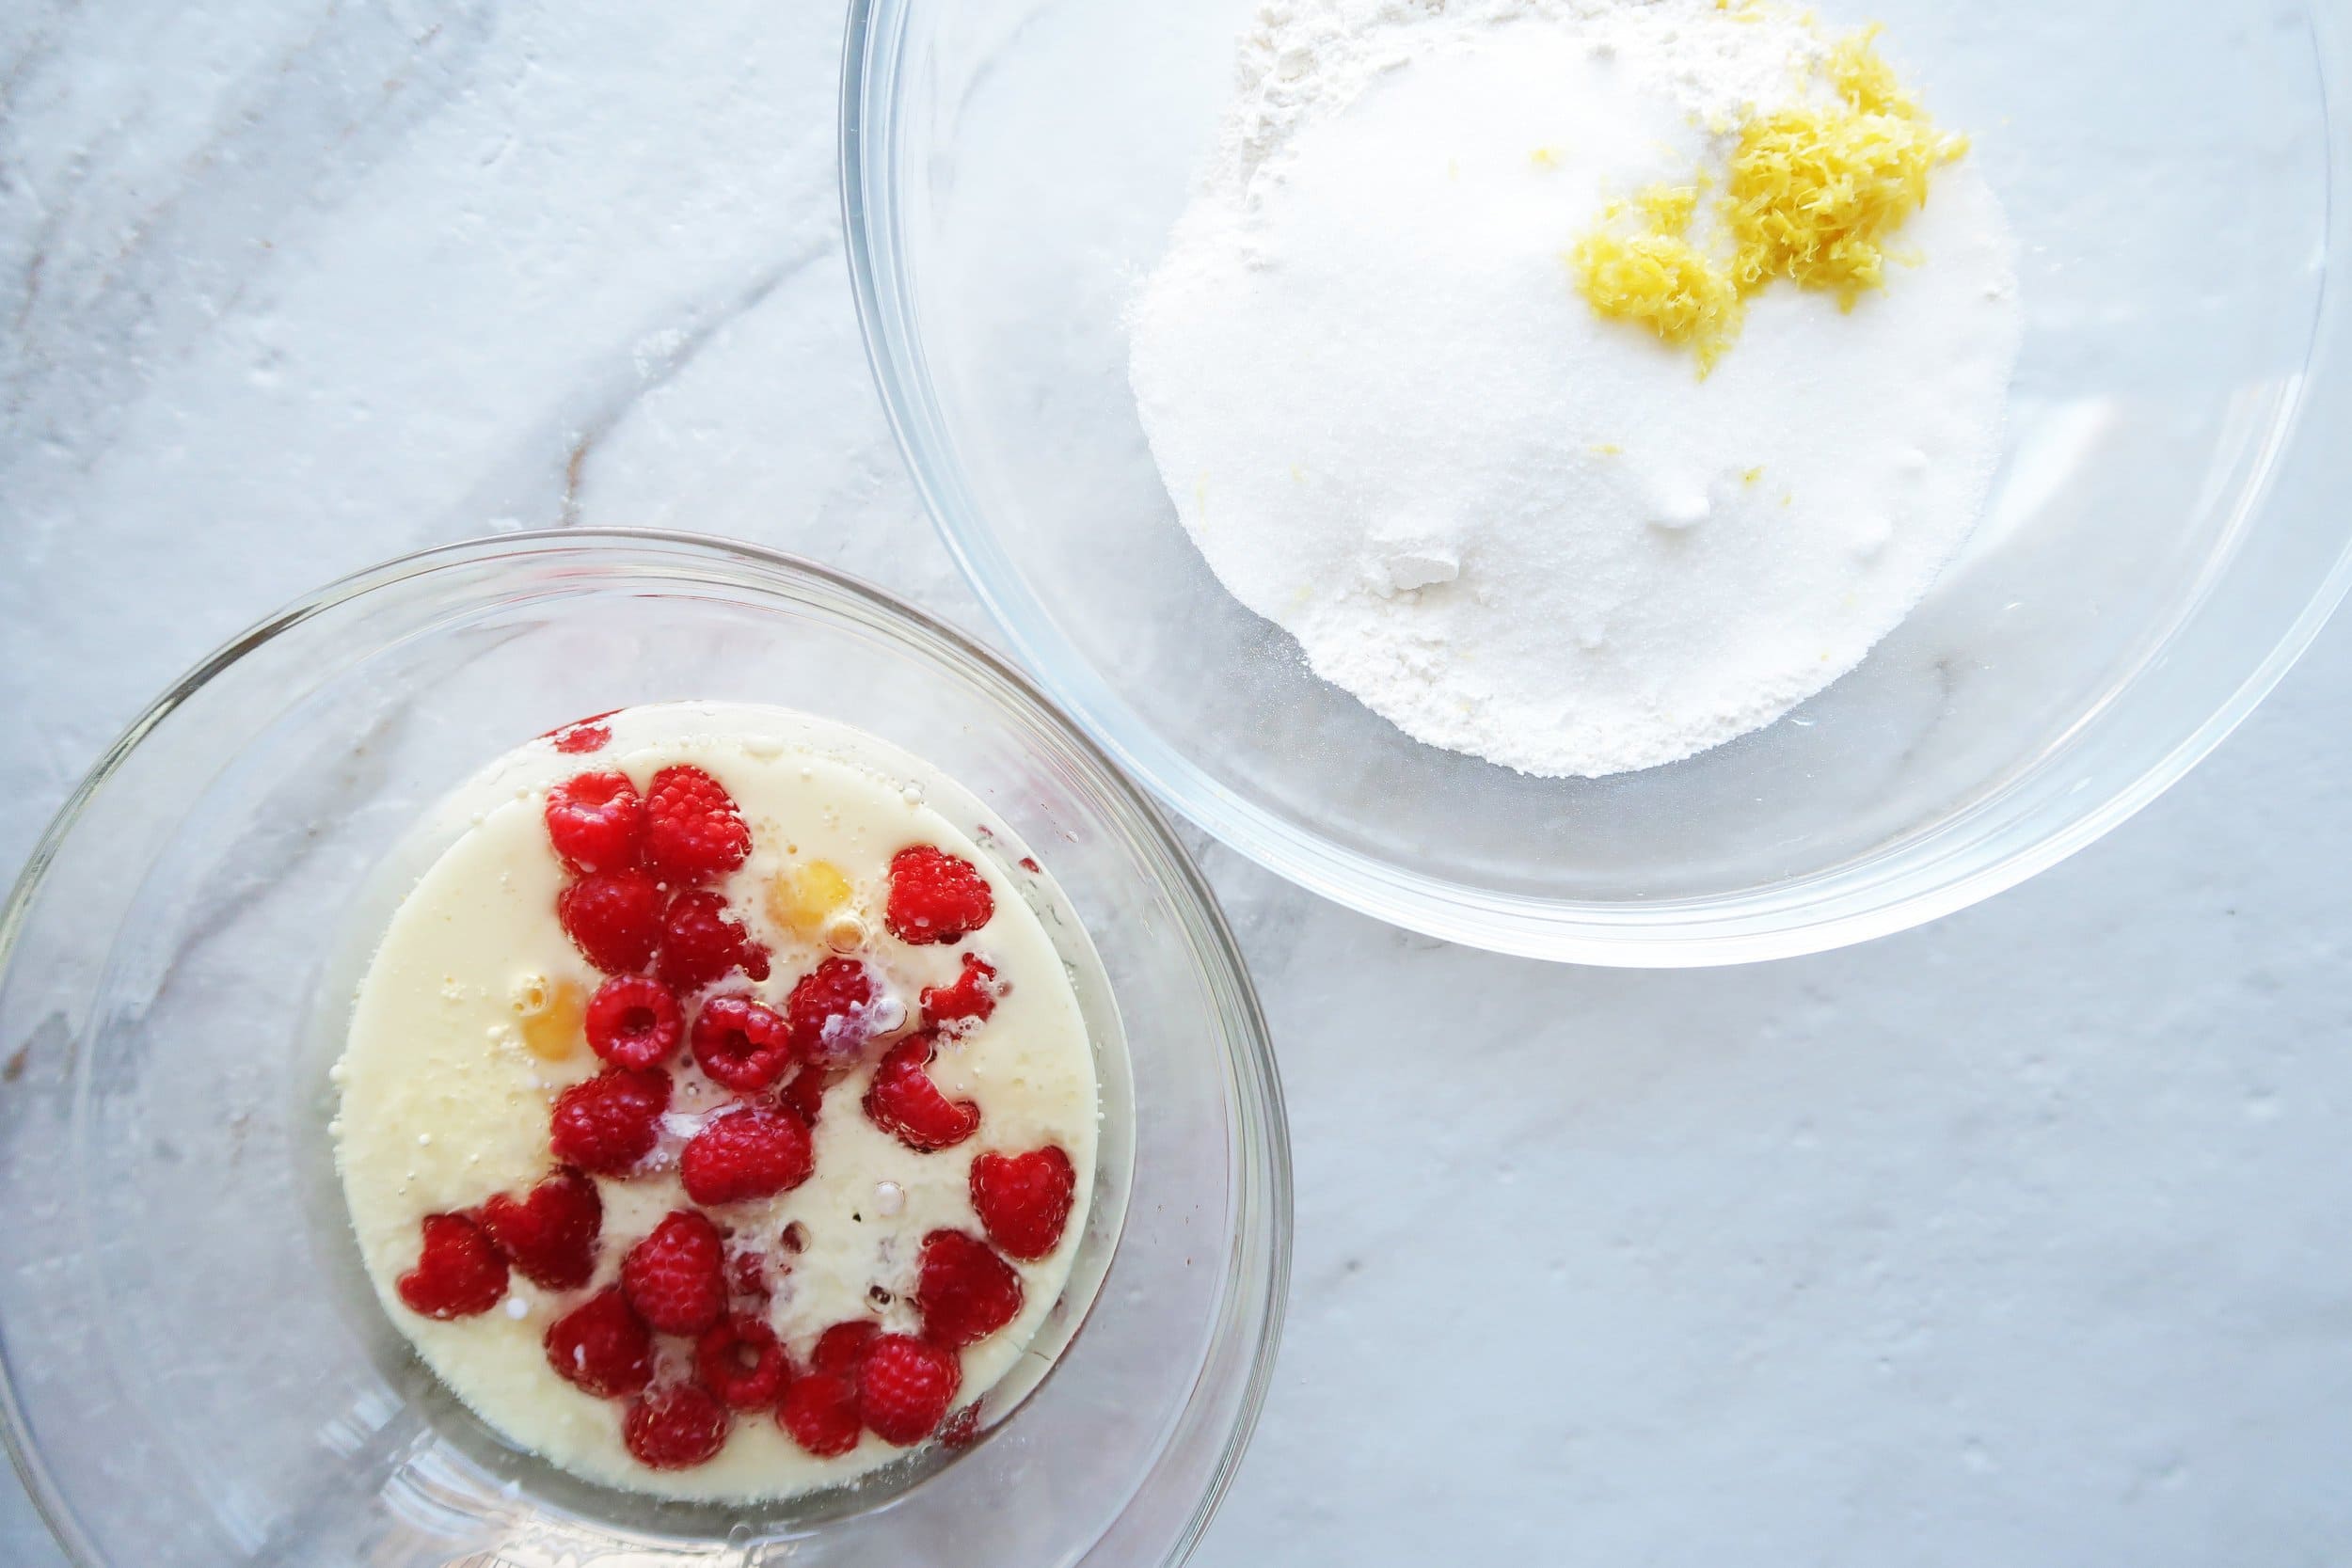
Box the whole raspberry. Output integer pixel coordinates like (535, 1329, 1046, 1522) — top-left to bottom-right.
(914, 1228, 1024, 1349)
(920, 955, 1000, 1033)
(584, 974, 684, 1070)
(884, 846, 995, 945)
(969, 1145, 1077, 1261)
(622, 1210, 728, 1336)
(479, 1166, 602, 1291)
(543, 1287, 655, 1399)
(785, 957, 882, 1063)
(862, 1035, 980, 1152)
(857, 1334, 961, 1447)
(557, 868, 665, 974)
(642, 765, 752, 884)
(690, 993, 794, 1094)
(623, 1383, 730, 1470)
(779, 1370, 863, 1457)
(656, 890, 770, 990)
(680, 1104, 813, 1207)
(778, 1062, 830, 1126)
(548, 1067, 671, 1175)
(544, 770, 644, 874)
(547, 710, 620, 754)
(395, 1212, 509, 1320)
(811, 1320, 879, 1376)
(695, 1315, 791, 1409)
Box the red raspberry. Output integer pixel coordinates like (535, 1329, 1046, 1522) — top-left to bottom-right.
(543, 1287, 655, 1399)
(642, 765, 752, 884)
(478, 1166, 602, 1291)
(778, 1063, 830, 1126)
(729, 1249, 771, 1300)
(690, 993, 794, 1094)
(969, 1145, 1077, 1261)
(548, 1067, 671, 1175)
(786, 957, 882, 1063)
(914, 1229, 1024, 1349)
(623, 1383, 730, 1470)
(920, 955, 1000, 1033)
(779, 1370, 863, 1457)
(622, 1211, 728, 1336)
(557, 868, 665, 974)
(811, 1319, 879, 1376)
(547, 710, 620, 754)
(584, 975, 684, 1070)
(857, 1334, 961, 1447)
(884, 846, 995, 945)
(656, 890, 770, 991)
(695, 1314, 791, 1409)
(395, 1212, 509, 1320)
(544, 770, 644, 874)
(862, 1035, 980, 1152)
(938, 1403, 982, 1449)
(680, 1104, 813, 1206)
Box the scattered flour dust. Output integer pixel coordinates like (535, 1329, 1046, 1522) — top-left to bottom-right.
(1127, 0, 2022, 778)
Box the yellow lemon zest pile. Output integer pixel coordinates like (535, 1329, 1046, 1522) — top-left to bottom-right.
(1569, 217, 1744, 372)
(1569, 26, 1965, 372)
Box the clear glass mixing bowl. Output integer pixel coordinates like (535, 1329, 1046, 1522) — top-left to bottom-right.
(843, 0, 2352, 963)
(0, 532, 1289, 1568)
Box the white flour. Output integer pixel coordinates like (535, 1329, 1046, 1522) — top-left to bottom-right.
(1128, 0, 2022, 777)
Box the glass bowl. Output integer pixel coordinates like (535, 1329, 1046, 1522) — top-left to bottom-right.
(0, 531, 1289, 1568)
(843, 0, 2352, 964)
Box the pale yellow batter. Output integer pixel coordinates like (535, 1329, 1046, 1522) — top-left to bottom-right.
(333, 703, 1101, 1500)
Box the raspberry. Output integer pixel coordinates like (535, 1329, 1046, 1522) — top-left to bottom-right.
(584, 974, 684, 1070)
(680, 1103, 813, 1207)
(623, 1383, 730, 1470)
(622, 1211, 728, 1336)
(778, 1063, 830, 1126)
(857, 1334, 961, 1447)
(969, 1145, 1077, 1261)
(862, 1036, 980, 1152)
(557, 868, 664, 974)
(547, 710, 620, 754)
(696, 1315, 791, 1409)
(811, 1319, 879, 1376)
(937, 1403, 982, 1449)
(914, 1229, 1024, 1349)
(884, 846, 995, 945)
(642, 765, 752, 884)
(544, 770, 644, 874)
(548, 1067, 670, 1175)
(779, 1370, 863, 1457)
(395, 1212, 509, 1320)
(786, 957, 882, 1063)
(729, 1250, 771, 1300)
(479, 1166, 602, 1291)
(690, 993, 794, 1094)
(543, 1287, 655, 1399)
(656, 890, 770, 991)
(920, 955, 1000, 1033)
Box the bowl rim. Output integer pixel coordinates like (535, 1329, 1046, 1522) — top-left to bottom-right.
(0, 529, 1294, 1568)
(837, 0, 2352, 967)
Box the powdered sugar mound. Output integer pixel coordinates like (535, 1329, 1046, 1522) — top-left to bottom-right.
(1128, 0, 2021, 777)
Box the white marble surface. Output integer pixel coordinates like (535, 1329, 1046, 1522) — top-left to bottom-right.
(4, 2, 2349, 1563)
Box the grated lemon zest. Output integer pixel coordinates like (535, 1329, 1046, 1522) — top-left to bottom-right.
(1568, 228, 1743, 372)
(1570, 26, 1963, 366)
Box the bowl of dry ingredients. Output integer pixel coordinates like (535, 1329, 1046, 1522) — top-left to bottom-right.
(845, 0, 2352, 963)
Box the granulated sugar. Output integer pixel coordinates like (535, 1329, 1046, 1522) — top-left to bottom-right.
(1128, 0, 2021, 778)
